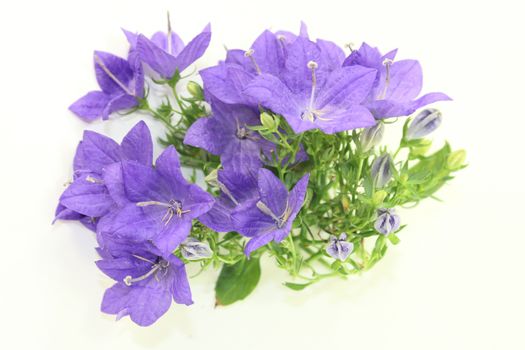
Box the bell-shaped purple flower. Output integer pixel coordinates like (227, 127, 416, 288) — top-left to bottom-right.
(69, 51, 144, 122)
(124, 19, 211, 79)
(97, 146, 214, 257)
(232, 169, 310, 257)
(184, 100, 276, 173)
(55, 121, 153, 231)
(374, 208, 401, 235)
(343, 43, 451, 120)
(96, 238, 192, 326)
(326, 233, 354, 261)
(406, 108, 442, 140)
(244, 37, 377, 134)
(371, 154, 393, 188)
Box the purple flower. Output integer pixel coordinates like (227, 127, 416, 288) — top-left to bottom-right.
(371, 153, 393, 188)
(199, 168, 259, 232)
(343, 43, 451, 119)
(232, 169, 310, 256)
(406, 108, 442, 140)
(374, 208, 401, 235)
(180, 237, 213, 260)
(243, 37, 377, 134)
(96, 239, 192, 326)
(97, 146, 214, 257)
(69, 51, 144, 122)
(55, 121, 153, 230)
(199, 29, 285, 106)
(184, 100, 276, 172)
(124, 20, 211, 79)
(326, 233, 354, 261)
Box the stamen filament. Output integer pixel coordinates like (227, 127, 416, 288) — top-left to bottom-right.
(244, 49, 262, 75)
(378, 58, 393, 100)
(218, 182, 239, 205)
(167, 11, 172, 54)
(256, 200, 291, 229)
(136, 201, 170, 208)
(123, 264, 160, 286)
(85, 175, 103, 184)
(94, 54, 134, 96)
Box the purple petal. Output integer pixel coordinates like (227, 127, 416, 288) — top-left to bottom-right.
(257, 168, 288, 217)
(248, 30, 285, 75)
(151, 219, 192, 257)
(94, 51, 133, 95)
(166, 255, 193, 305)
(96, 204, 158, 241)
(288, 173, 310, 216)
(312, 105, 376, 134)
(121, 121, 153, 166)
(375, 59, 422, 102)
(103, 163, 128, 207)
(232, 199, 276, 237)
(102, 94, 138, 120)
(184, 117, 230, 155)
(198, 197, 236, 232)
(316, 39, 345, 71)
(244, 232, 274, 257)
(121, 161, 170, 203)
(101, 283, 172, 327)
(136, 34, 178, 78)
(69, 91, 111, 122)
(59, 177, 113, 217)
(151, 31, 185, 56)
(73, 130, 121, 172)
(200, 64, 255, 105)
(172, 24, 211, 73)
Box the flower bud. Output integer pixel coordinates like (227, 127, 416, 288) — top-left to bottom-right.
(374, 208, 400, 235)
(372, 190, 387, 206)
(406, 108, 442, 140)
(326, 233, 354, 261)
(187, 81, 204, 99)
(204, 169, 219, 187)
(180, 237, 213, 260)
(360, 122, 384, 152)
(410, 139, 432, 157)
(260, 112, 278, 131)
(371, 154, 393, 188)
(447, 149, 466, 170)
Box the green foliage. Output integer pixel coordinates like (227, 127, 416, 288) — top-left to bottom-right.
(215, 257, 261, 306)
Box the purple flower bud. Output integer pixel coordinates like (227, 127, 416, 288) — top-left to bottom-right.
(406, 108, 442, 140)
(326, 233, 354, 261)
(360, 122, 384, 152)
(180, 237, 213, 260)
(374, 208, 401, 235)
(371, 154, 393, 188)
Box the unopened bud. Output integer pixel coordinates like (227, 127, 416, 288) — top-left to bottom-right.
(371, 154, 393, 188)
(406, 109, 442, 140)
(447, 149, 466, 170)
(360, 123, 384, 152)
(260, 112, 278, 131)
(187, 81, 204, 99)
(204, 169, 219, 187)
(374, 208, 400, 235)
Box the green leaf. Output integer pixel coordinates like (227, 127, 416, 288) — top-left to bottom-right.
(215, 257, 261, 306)
(284, 282, 312, 291)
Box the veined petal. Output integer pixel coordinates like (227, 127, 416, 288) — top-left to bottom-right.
(69, 91, 111, 122)
(172, 24, 211, 73)
(94, 51, 133, 95)
(102, 94, 138, 120)
(313, 105, 376, 134)
(151, 31, 185, 56)
(121, 161, 170, 203)
(151, 219, 192, 257)
(200, 64, 255, 105)
(59, 177, 113, 217)
(184, 117, 230, 155)
(244, 232, 274, 257)
(121, 121, 153, 166)
(232, 199, 276, 237)
(96, 204, 159, 241)
(73, 130, 121, 173)
(136, 34, 178, 78)
(375, 59, 422, 102)
(257, 168, 288, 217)
(166, 255, 193, 305)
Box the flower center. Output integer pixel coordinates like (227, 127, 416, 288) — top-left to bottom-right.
(300, 60, 328, 123)
(94, 54, 134, 96)
(123, 255, 170, 286)
(256, 200, 292, 229)
(136, 199, 190, 225)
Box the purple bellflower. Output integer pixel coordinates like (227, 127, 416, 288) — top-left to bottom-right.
(343, 43, 451, 119)
(244, 37, 378, 134)
(124, 15, 211, 79)
(69, 51, 144, 122)
(232, 169, 310, 256)
(199, 168, 259, 232)
(326, 233, 354, 261)
(55, 121, 153, 230)
(96, 239, 192, 327)
(374, 208, 401, 235)
(96, 146, 214, 257)
(184, 100, 276, 172)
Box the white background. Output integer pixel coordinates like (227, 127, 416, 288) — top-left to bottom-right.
(1, 0, 523, 349)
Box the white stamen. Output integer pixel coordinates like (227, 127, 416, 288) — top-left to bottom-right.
(244, 48, 262, 74)
(85, 175, 103, 184)
(303, 60, 319, 122)
(218, 182, 239, 206)
(256, 200, 292, 229)
(94, 54, 134, 96)
(167, 11, 172, 54)
(345, 42, 355, 52)
(136, 200, 190, 225)
(378, 58, 393, 100)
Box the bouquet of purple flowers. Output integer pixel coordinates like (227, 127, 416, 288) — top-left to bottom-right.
(55, 18, 466, 326)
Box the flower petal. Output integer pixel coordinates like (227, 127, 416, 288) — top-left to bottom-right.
(94, 51, 133, 95)
(172, 24, 211, 73)
(69, 91, 111, 122)
(121, 121, 153, 166)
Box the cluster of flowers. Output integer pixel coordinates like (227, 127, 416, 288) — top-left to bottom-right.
(55, 20, 455, 326)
